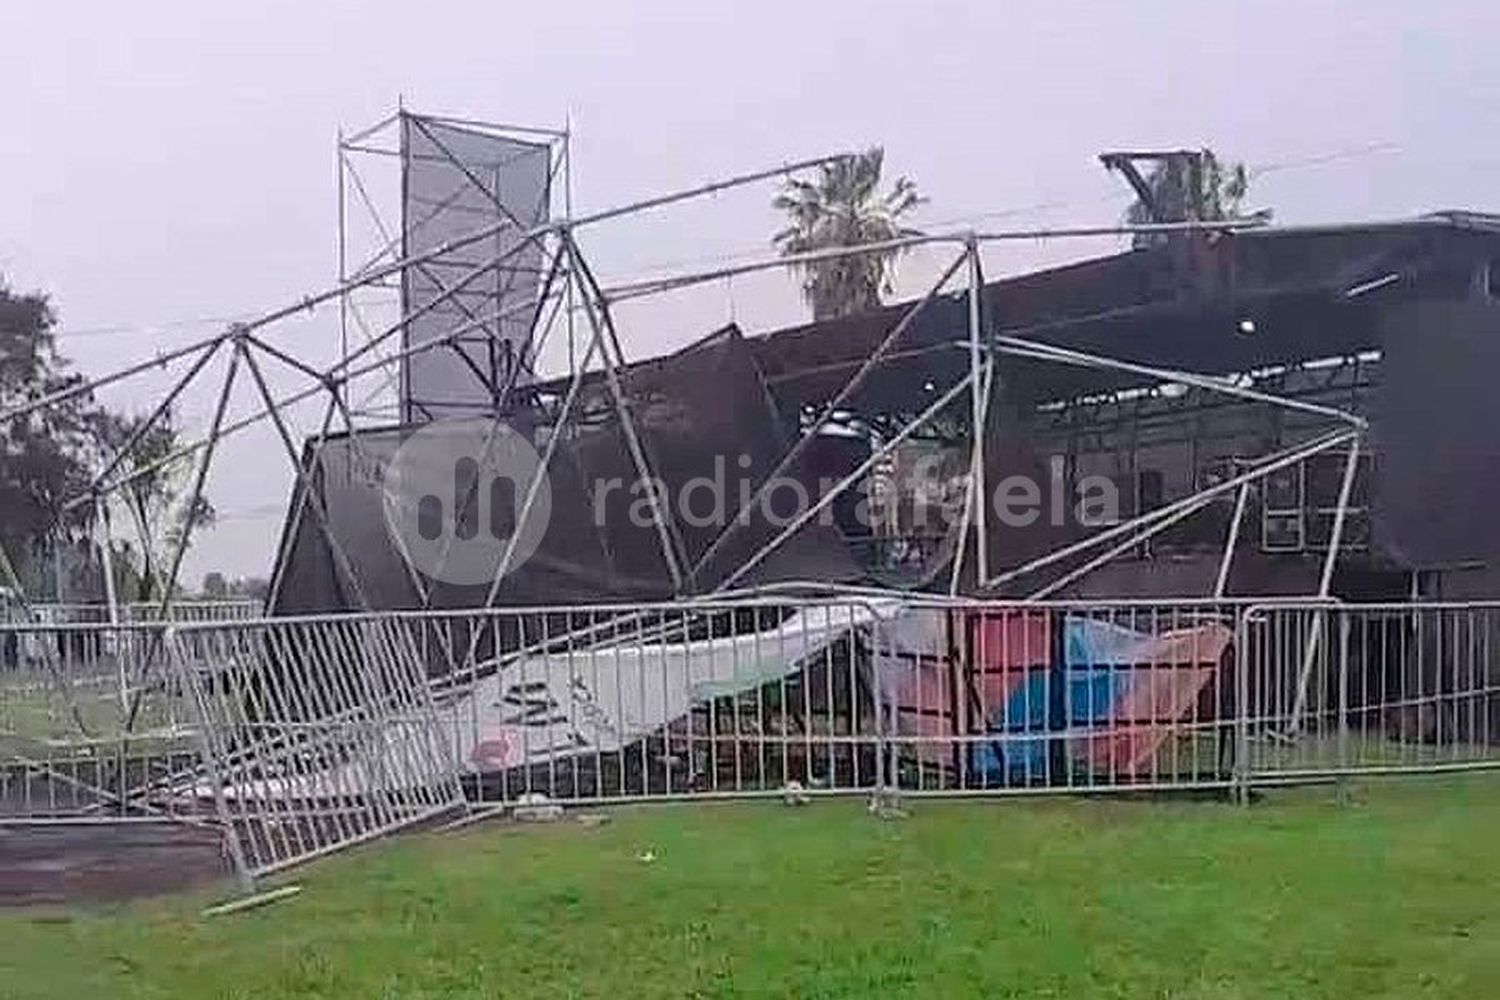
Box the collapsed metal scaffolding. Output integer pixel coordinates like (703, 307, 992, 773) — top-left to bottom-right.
(0, 109, 1392, 892)
(0, 112, 1358, 630)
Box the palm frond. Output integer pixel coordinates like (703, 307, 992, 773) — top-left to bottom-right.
(771, 145, 925, 319)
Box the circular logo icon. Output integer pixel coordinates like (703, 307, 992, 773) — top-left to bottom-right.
(381, 418, 552, 586)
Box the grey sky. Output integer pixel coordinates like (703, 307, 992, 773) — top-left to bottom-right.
(2, 0, 1497, 583)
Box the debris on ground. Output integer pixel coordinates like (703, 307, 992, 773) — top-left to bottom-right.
(202, 884, 303, 918)
(512, 793, 564, 823)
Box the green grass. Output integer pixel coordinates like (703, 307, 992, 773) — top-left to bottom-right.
(5, 779, 1500, 998)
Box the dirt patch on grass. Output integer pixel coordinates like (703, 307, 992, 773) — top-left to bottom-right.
(0, 823, 232, 907)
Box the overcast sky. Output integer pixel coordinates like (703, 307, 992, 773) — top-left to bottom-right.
(2, 1, 1497, 584)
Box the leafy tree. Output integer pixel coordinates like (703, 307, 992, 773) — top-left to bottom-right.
(773, 148, 925, 320)
(201, 571, 229, 599)
(95, 409, 216, 601)
(0, 281, 98, 590)
(0, 279, 218, 603)
(232, 576, 269, 602)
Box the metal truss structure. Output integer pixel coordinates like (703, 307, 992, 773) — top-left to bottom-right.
(0, 109, 1369, 634)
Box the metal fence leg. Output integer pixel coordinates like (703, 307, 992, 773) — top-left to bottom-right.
(165, 627, 255, 893)
(1336, 612, 1352, 803)
(1234, 610, 1253, 806)
(871, 614, 889, 810)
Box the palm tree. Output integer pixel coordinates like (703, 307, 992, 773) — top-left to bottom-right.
(773, 148, 925, 320)
(1118, 149, 1267, 249)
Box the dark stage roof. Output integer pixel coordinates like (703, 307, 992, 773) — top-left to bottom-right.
(747, 212, 1500, 413)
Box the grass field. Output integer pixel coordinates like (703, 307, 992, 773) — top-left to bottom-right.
(3, 778, 1500, 998)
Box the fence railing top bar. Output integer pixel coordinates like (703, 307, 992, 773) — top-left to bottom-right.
(161, 596, 900, 635)
(10, 600, 261, 612)
(893, 596, 1336, 610)
(703, 580, 1347, 610)
(1246, 599, 1500, 615)
(13, 594, 1500, 639)
(125, 594, 1343, 637)
(0, 620, 186, 635)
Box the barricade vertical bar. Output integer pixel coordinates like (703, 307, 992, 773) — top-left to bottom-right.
(165, 626, 254, 892)
(1234, 607, 1253, 805)
(1336, 612, 1351, 791)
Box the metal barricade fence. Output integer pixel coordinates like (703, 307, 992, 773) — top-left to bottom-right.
(1238, 602, 1500, 784)
(404, 599, 888, 806)
(6, 596, 1500, 887)
(0, 621, 215, 822)
(869, 598, 1251, 797)
(386, 597, 1267, 804)
(166, 615, 467, 883)
(2, 600, 261, 628)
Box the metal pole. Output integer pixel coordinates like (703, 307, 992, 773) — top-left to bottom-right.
(1025, 494, 1217, 600)
(152, 338, 243, 614)
(982, 429, 1359, 591)
(84, 338, 225, 500)
(970, 218, 1263, 243)
(119, 339, 244, 732)
(94, 504, 125, 711)
(342, 110, 401, 147)
(566, 234, 687, 591)
(1214, 482, 1251, 598)
(991, 336, 1366, 429)
(569, 153, 850, 229)
(1234, 609, 1252, 805)
(262, 391, 345, 613)
(689, 249, 970, 584)
(717, 371, 976, 594)
(415, 243, 570, 606)
(73, 278, 550, 511)
(1287, 433, 1363, 735)
(237, 340, 372, 611)
(562, 119, 577, 377)
(337, 128, 349, 367)
(1318, 434, 1362, 598)
(948, 355, 995, 596)
(164, 627, 256, 892)
(605, 233, 950, 304)
(966, 236, 989, 586)
(0, 331, 231, 426)
(602, 218, 1263, 305)
(463, 315, 607, 664)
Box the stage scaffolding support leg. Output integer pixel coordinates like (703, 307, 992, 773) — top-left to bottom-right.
(949, 354, 995, 596)
(966, 235, 989, 587)
(1287, 432, 1363, 736)
(119, 334, 243, 731)
(565, 231, 688, 593)
(457, 300, 610, 672)
(1214, 482, 1251, 599)
(1026, 495, 1217, 600)
(237, 338, 373, 611)
(151, 336, 243, 615)
(689, 248, 971, 587)
(982, 429, 1359, 595)
(262, 390, 344, 613)
(93, 503, 127, 710)
(419, 240, 569, 604)
(719, 371, 976, 593)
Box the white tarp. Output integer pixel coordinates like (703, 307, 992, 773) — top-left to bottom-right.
(441, 602, 890, 771)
